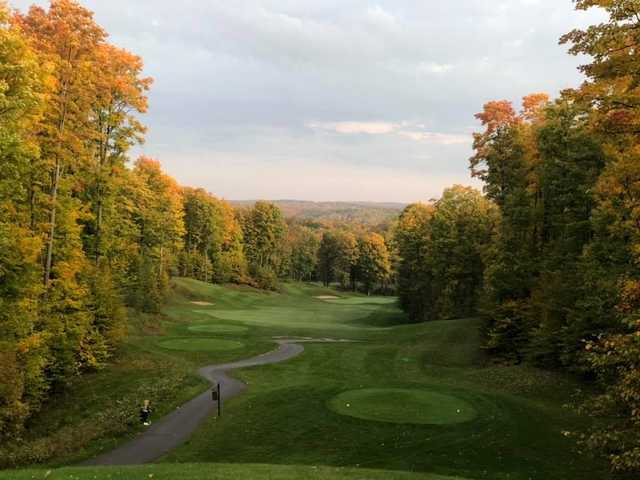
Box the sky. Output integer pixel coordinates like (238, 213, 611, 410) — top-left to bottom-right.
(11, 0, 606, 202)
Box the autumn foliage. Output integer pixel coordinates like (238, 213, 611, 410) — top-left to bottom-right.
(388, 1, 640, 473)
(0, 0, 164, 438)
(4, 0, 640, 475)
(451, 0, 640, 472)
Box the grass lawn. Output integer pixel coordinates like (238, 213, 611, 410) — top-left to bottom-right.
(328, 388, 478, 425)
(1, 278, 615, 479)
(158, 338, 245, 352)
(2, 463, 468, 480)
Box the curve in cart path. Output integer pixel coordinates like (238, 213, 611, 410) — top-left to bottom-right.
(83, 341, 305, 466)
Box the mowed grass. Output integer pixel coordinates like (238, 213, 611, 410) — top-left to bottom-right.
(2, 278, 614, 480)
(328, 388, 478, 425)
(4, 463, 468, 480)
(158, 338, 245, 352)
(188, 324, 248, 334)
(161, 280, 610, 479)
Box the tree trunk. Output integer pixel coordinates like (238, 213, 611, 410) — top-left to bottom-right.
(202, 253, 208, 283)
(95, 200, 103, 262)
(95, 118, 114, 264)
(29, 162, 37, 232)
(44, 73, 70, 288)
(44, 159, 61, 288)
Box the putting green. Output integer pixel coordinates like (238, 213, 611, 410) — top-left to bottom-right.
(159, 338, 244, 352)
(328, 388, 477, 425)
(188, 324, 248, 334)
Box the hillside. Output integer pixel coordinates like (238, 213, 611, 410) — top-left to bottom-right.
(231, 200, 406, 225)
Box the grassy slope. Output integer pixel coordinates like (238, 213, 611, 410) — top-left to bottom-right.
(0, 312, 208, 467)
(2, 278, 613, 479)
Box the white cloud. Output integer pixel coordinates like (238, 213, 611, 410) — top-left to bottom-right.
(308, 121, 399, 135)
(9, 0, 609, 201)
(365, 5, 399, 31)
(418, 62, 454, 74)
(307, 121, 470, 145)
(507, 38, 525, 49)
(396, 131, 471, 145)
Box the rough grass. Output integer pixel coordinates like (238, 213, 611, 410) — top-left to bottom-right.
(1, 278, 615, 480)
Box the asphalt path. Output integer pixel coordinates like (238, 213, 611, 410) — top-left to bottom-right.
(83, 341, 305, 465)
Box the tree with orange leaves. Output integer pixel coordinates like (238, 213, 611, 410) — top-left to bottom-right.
(470, 93, 606, 365)
(86, 44, 152, 264)
(15, 0, 107, 290)
(0, 1, 157, 438)
(0, 0, 48, 439)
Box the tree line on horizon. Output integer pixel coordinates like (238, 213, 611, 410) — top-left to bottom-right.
(181, 194, 394, 295)
(394, 0, 640, 473)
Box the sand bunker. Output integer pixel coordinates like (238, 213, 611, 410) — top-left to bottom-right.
(315, 295, 340, 300)
(191, 301, 214, 306)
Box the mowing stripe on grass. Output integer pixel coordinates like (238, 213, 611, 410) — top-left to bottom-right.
(159, 338, 245, 352)
(187, 324, 248, 334)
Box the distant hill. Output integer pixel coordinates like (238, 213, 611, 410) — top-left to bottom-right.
(230, 200, 406, 225)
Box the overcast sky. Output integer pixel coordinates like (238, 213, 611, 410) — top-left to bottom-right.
(12, 0, 605, 202)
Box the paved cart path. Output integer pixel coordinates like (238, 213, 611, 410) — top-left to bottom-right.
(84, 341, 305, 466)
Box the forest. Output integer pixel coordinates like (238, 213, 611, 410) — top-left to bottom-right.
(0, 0, 639, 476)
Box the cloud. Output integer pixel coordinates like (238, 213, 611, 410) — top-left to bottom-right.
(418, 62, 454, 74)
(10, 0, 608, 201)
(307, 121, 471, 145)
(308, 121, 399, 135)
(396, 131, 471, 145)
(365, 5, 399, 31)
